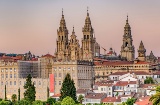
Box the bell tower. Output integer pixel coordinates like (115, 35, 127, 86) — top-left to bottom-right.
(138, 41, 146, 61)
(120, 15, 135, 61)
(68, 27, 81, 60)
(55, 9, 69, 60)
(82, 8, 96, 60)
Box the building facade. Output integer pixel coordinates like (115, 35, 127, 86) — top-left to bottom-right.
(52, 60, 94, 94)
(55, 9, 100, 61)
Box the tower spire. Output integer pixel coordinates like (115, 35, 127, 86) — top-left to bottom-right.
(126, 14, 128, 24)
(62, 8, 63, 16)
(87, 7, 89, 16)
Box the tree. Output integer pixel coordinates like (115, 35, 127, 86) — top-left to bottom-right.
(32, 100, 43, 105)
(11, 94, 17, 102)
(0, 100, 10, 105)
(78, 95, 84, 104)
(60, 73, 77, 102)
(150, 86, 160, 105)
(18, 88, 20, 101)
(61, 96, 75, 105)
(46, 97, 56, 105)
(5, 85, 7, 100)
(23, 74, 36, 103)
(125, 98, 136, 105)
(18, 99, 31, 105)
(144, 77, 155, 84)
(47, 87, 49, 98)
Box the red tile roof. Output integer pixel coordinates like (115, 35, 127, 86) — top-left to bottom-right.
(135, 96, 152, 105)
(153, 71, 160, 75)
(95, 81, 113, 86)
(114, 81, 137, 86)
(52, 93, 61, 97)
(110, 71, 151, 76)
(94, 61, 133, 66)
(139, 84, 156, 88)
(42, 54, 55, 58)
(77, 89, 89, 94)
(85, 93, 106, 99)
(102, 97, 121, 103)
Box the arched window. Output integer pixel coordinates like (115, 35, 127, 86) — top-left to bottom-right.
(87, 35, 89, 39)
(125, 42, 128, 47)
(84, 35, 86, 39)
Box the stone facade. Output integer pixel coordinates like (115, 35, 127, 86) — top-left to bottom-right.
(52, 60, 94, 94)
(55, 10, 100, 61)
(121, 16, 135, 61)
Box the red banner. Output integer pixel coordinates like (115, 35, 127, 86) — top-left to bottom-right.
(49, 74, 54, 93)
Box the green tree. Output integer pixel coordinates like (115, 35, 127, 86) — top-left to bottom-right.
(47, 87, 49, 98)
(11, 94, 17, 103)
(61, 96, 75, 105)
(144, 77, 155, 84)
(46, 97, 56, 105)
(18, 88, 20, 101)
(60, 73, 77, 102)
(5, 85, 7, 100)
(18, 99, 31, 105)
(32, 100, 43, 105)
(150, 85, 160, 105)
(0, 100, 10, 105)
(125, 98, 136, 105)
(78, 95, 84, 104)
(0, 98, 2, 101)
(23, 74, 36, 103)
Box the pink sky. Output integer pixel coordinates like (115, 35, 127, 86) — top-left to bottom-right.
(0, 0, 160, 57)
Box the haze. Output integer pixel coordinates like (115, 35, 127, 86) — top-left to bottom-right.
(0, 0, 160, 57)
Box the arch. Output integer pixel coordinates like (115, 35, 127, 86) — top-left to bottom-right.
(84, 35, 86, 39)
(87, 35, 89, 39)
(62, 36, 63, 40)
(125, 42, 128, 47)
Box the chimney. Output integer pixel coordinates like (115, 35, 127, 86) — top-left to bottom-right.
(128, 79, 130, 83)
(116, 96, 118, 99)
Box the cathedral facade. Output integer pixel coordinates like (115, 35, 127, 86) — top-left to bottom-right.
(54, 10, 100, 61)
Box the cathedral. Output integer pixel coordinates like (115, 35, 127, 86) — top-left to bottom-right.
(54, 9, 100, 61)
(54, 9, 157, 63)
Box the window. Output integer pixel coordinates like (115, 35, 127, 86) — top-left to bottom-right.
(10, 74, 12, 78)
(34, 81, 36, 85)
(14, 68, 16, 72)
(54, 73, 57, 77)
(10, 81, 12, 85)
(59, 81, 61, 85)
(109, 92, 111, 95)
(1, 69, 4, 72)
(6, 74, 8, 78)
(10, 68, 12, 72)
(39, 81, 41, 85)
(14, 81, 16, 85)
(101, 88, 103, 91)
(6, 68, 8, 72)
(1, 74, 4, 78)
(55, 81, 56, 85)
(19, 81, 21, 85)
(14, 74, 16, 78)
(59, 73, 61, 77)
(1, 82, 3, 85)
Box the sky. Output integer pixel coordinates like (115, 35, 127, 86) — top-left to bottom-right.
(0, 0, 160, 57)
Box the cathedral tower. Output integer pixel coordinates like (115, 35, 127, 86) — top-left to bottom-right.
(81, 9, 96, 60)
(138, 41, 146, 61)
(68, 27, 81, 60)
(55, 9, 69, 60)
(120, 15, 135, 61)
